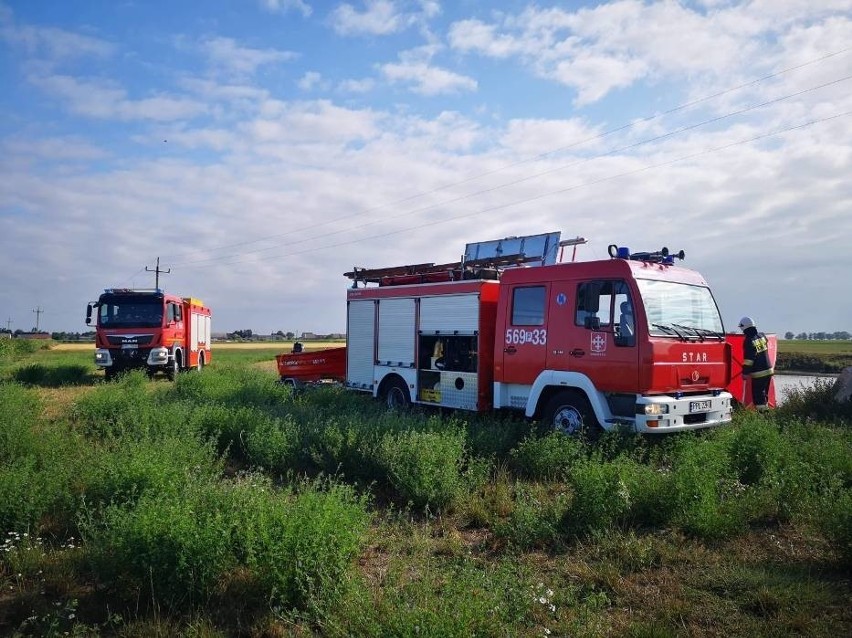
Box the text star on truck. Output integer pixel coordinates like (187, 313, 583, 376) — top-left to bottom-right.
(328, 231, 734, 435)
(86, 288, 212, 380)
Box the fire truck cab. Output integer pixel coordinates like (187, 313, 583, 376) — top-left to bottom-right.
(86, 288, 212, 380)
(344, 232, 733, 435)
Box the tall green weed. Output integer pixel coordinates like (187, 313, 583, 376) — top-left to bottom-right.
(229, 475, 370, 609)
(777, 377, 852, 423)
(0, 429, 81, 534)
(242, 413, 301, 473)
(81, 474, 370, 612)
(562, 460, 633, 537)
(377, 428, 466, 510)
(493, 483, 571, 550)
(509, 432, 585, 480)
(81, 434, 222, 508)
(82, 478, 238, 608)
(670, 437, 745, 539)
(329, 558, 536, 637)
(0, 383, 40, 462)
(13, 363, 93, 387)
(0, 338, 45, 360)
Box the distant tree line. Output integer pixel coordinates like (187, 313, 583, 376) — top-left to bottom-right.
(224, 330, 296, 341)
(0, 329, 95, 341)
(51, 331, 96, 341)
(222, 330, 344, 341)
(784, 331, 851, 340)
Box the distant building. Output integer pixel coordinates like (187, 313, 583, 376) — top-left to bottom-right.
(18, 332, 51, 340)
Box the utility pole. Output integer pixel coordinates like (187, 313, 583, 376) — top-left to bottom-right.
(146, 257, 171, 290)
(32, 307, 44, 332)
(5, 317, 11, 332)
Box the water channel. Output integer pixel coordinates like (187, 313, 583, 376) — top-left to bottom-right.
(772, 373, 837, 405)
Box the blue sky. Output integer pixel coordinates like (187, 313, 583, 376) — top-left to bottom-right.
(1, 0, 850, 335)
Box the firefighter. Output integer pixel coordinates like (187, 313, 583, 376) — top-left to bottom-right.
(738, 316, 774, 410)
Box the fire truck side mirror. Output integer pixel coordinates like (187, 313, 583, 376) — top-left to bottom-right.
(86, 304, 93, 325)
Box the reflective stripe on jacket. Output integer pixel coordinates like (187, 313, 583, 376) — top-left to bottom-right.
(742, 326, 774, 378)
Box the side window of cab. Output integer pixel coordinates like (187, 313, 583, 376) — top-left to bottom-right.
(167, 303, 183, 324)
(575, 280, 635, 347)
(511, 286, 546, 326)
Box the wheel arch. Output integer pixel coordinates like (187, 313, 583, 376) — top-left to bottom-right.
(526, 370, 612, 429)
(377, 372, 410, 400)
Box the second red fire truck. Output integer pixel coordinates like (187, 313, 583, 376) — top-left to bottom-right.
(86, 288, 212, 380)
(330, 231, 734, 435)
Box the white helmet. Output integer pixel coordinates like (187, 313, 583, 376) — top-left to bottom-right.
(738, 316, 755, 330)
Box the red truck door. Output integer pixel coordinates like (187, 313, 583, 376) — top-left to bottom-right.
(546, 278, 639, 392)
(499, 283, 551, 385)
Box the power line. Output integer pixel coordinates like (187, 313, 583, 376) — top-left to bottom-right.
(168, 47, 851, 262)
(177, 109, 852, 269)
(171, 74, 852, 268)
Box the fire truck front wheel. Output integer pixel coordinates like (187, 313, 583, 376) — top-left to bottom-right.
(544, 391, 600, 439)
(382, 377, 411, 410)
(167, 353, 180, 380)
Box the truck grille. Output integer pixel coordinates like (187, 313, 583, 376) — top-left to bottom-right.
(107, 335, 154, 346)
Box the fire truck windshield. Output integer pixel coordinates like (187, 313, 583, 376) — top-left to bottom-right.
(636, 279, 724, 338)
(98, 296, 164, 328)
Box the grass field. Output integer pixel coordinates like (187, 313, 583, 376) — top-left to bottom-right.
(1, 341, 850, 636)
(778, 339, 852, 355)
(776, 340, 852, 374)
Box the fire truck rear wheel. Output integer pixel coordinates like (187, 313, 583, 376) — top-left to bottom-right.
(544, 391, 599, 439)
(383, 377, 411, 410)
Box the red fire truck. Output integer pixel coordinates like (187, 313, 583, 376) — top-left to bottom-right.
(337, 231, 733, 435)
(86, 289, 212, 380)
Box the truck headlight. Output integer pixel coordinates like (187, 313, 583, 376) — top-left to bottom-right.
(147, 347, 169, 365)
(643, 403, 669, 415)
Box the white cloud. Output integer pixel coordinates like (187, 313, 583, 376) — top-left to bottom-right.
(448, 1, 852, 106)
(259, 0, 312, 17)
(2, 136, 108, 161)
(0, 21, 114, 63)
(331, 0, 401, 35)
(500, 118, 604, 157)
(298, 71, 327, 91)
(337, 77, 376, 93)
(245, 99, 381, 145)
(201, 36, 298, 77)
(379, 46, 477, 96)
(552, 54, 648, 106)
(30, 74, 207, 121)
(448, 19, 523, 58)
(380, 61, 477, 96)
(329, 0, 440, 36)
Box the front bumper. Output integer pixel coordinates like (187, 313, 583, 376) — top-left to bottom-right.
(94, 347, 171, 368)
(634, 392, 733, 433)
